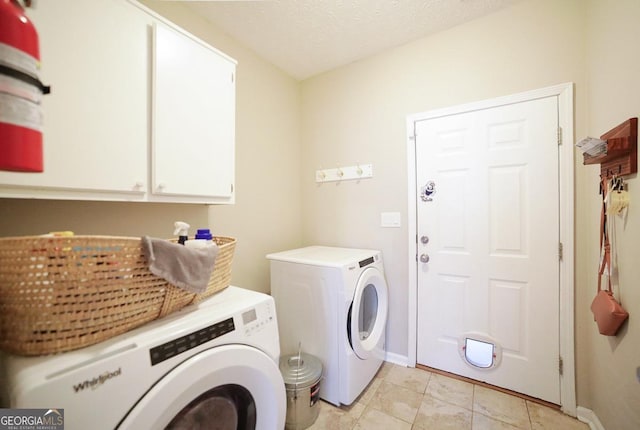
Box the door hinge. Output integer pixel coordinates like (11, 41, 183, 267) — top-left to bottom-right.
(559, 356, 564, 375)
(559, 242, 563, 261)
(557, 127, 563, 145)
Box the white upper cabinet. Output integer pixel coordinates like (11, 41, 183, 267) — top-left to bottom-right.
(152, 22, 235, 200)
(0, 0, 150, 199)
(0, 0, 236, 204)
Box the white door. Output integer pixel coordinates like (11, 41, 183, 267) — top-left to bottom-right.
(415, 96, 561, 403)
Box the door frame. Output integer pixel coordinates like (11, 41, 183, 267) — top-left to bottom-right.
(406, 83, 576, 415)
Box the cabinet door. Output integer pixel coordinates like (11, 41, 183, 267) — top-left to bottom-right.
(152, 22, 235, 200)
(0, 0, 149, 198)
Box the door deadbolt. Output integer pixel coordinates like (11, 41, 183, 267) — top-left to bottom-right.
(420, 235, 429, 244)
(420, 253, 430, 263)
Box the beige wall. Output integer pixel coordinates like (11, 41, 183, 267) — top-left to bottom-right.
(0, 0, 303, 294)
(301, 0, 587, 377)
(583, 0, 640, 428)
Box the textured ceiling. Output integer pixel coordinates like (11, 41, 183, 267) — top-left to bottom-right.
(182, 0, 522, 81)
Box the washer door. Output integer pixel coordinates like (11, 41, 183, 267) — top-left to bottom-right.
(348, 267, 388, 360)
(118, 345, 285, 430)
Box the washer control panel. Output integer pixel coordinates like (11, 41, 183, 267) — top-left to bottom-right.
(359, 256, 375, 268)
(242, 301, 275, 337)
(149, 317, 235, 366)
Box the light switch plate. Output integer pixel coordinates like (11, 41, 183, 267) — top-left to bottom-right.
(381, 212, 401, 227)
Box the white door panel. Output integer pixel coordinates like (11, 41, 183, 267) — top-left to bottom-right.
(416, 96, 560, 403)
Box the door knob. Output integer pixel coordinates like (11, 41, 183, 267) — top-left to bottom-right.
(420, 253, 430, 263)
(420, 235, 429, 244)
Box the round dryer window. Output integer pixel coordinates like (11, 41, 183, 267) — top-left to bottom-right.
(348, 267, 388, 360)
(166, 384, 255, 429)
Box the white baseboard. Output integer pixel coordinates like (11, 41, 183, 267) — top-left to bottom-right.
(577, 406, 605, 430)
(384, 351, 409, 367)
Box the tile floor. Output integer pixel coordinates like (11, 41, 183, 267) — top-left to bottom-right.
(308, 362, 589, 430)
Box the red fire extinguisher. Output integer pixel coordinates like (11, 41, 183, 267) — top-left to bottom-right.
(0, 0, 50, 172)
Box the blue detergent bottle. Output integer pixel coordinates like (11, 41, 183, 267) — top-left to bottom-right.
(185, 228, 215, 248)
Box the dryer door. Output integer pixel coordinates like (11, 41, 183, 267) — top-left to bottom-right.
(117, 345, 285, 430)
(348, 267, 388, 360)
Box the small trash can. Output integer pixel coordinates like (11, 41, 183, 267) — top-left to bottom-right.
(279, 352, 323, 430)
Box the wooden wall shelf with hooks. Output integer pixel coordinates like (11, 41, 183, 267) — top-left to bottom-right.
(583, 117, 638, 179)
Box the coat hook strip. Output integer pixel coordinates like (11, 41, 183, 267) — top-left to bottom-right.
(315, 164, 373, 183)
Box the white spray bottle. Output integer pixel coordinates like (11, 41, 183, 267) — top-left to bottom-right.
(173, 221, 190, 245)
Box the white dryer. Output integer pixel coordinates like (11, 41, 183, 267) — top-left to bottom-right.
(0, 286, 286, 430)
(267, 246, 388, 407)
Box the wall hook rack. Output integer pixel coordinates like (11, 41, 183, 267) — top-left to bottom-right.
(315, 163, 373, 183)
(583, 118, 637, 179)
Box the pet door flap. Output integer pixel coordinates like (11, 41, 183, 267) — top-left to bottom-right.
(464, 338, 494, 368)
(458, 333, 502, 370)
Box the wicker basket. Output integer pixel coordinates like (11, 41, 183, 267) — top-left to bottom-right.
(0, 235, 236, 356)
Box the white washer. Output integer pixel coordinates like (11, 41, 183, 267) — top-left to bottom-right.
(267, 246, 388, 406)
(0, 286, 286, 430)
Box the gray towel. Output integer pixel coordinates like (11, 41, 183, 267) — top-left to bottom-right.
(142, 236, 219, 294)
